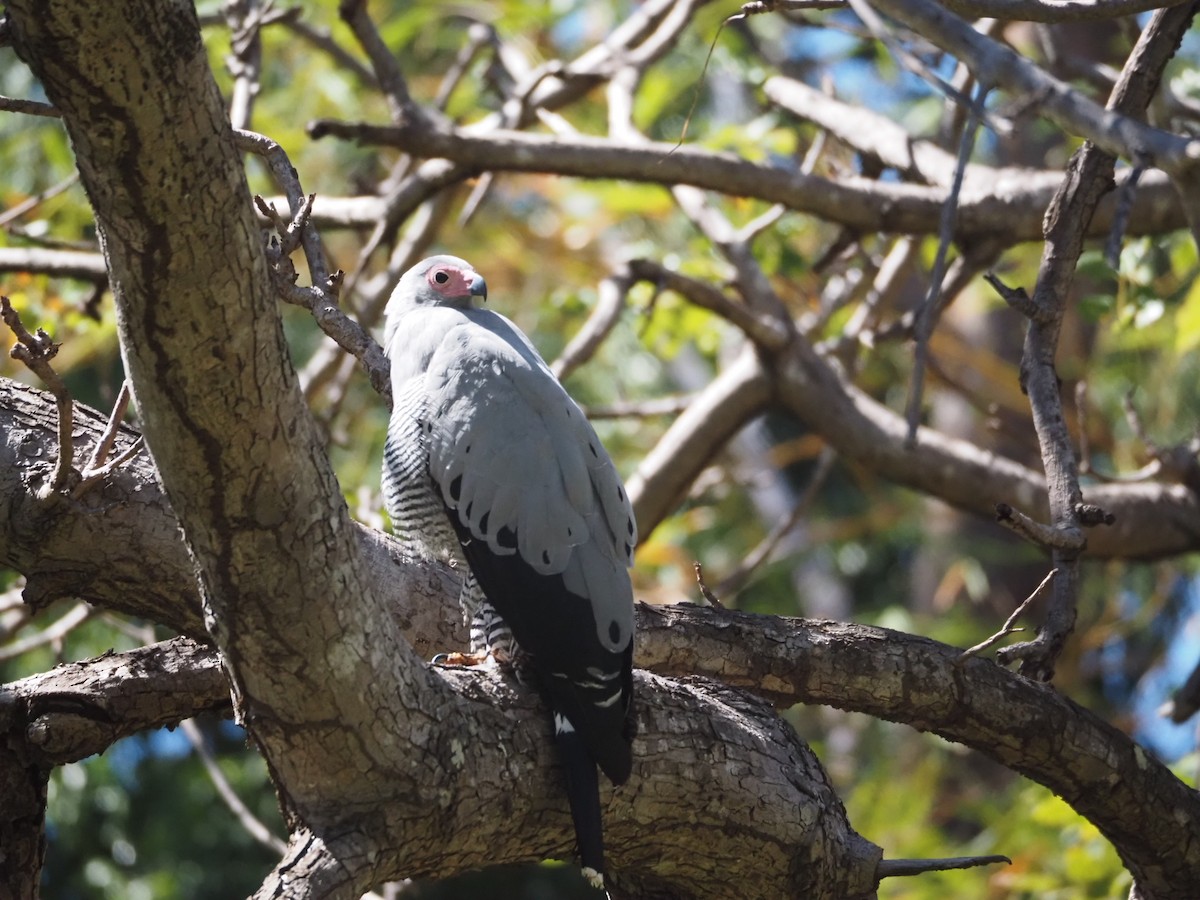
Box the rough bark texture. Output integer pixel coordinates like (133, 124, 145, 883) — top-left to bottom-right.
(0, 2, 881, 897)
(5, 381, 1200, 896)
(3, 0, 1200, 897)
(638, 605, 1200, 899)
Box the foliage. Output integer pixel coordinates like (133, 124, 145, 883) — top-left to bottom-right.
(3, 0, 1200, 896)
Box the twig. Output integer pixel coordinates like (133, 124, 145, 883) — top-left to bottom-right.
(180, 718, 288, 855)
(338, 0, 418, 121)
(0, 602, 93, 663)
(1159, 653, 1200, 724)
(1105, 161, 1146, 268)
(868, 0, 1200, 209)
(1, 295, 74, 495)
(0, 94, 60, 117)
(1122, 388, 1158, 454)
(235, 129, 334, 291)
(693, 562, 725, 610)
(305, 116, 1187, 243)
(224, 0, 266, 130)
(905, 82, 991, 445)
(1075, 380, 1092, 475)
(877, 854, 1010, 878)
(716, 448, 836, 597)
(0, 172, 80, 228)
(583, 394, 697, 420)
(737, 0, 846, 14)
(71, 381, 144, 497)
(276, 15, 377, 87)
(844, 0, 1011, 137)
(630, 258, 790, 351)
(957, 569, 1057, 665)
(82, 380, 132, 475)
(236, 127, 393, 402)
(984, 272, 1046, 324)
(551, 265, 633, 381)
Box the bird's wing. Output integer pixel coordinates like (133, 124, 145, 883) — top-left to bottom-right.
(425, 313, 636, 577)
(423, 313, 635, 783)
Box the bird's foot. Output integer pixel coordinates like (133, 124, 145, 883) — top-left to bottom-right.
(432, 647, 532, 681)
(431, 649, 494, 667)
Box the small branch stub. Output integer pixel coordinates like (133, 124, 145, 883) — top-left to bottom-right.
(694, 561, 726, 610)
(984, 272, 1046, 323)
(994, 502, 1084, 553)
(1074, 503, 1115, 527)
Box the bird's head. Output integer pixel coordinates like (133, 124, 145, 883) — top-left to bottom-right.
(390, 255, 488, 313)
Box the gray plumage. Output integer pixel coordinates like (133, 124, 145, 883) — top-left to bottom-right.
(381, 255, 637, 888)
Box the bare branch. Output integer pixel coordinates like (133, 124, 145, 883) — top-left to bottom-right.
(745, 0, 1178, 20)
(0, 247, 107, 279)
(628, 258, 791, 350)
(337, 0, 417, 120)
(956, 568, 1057, 663)
(0, 602, 92, 664)
(583, 394, 697, 420)
(991, 3, 1189, 678)
(905, 82, 990, 445)
(224, 0, 265, 130)
(627, 344, 774, 535)
(3, 636, 231, 764)
(940, 0, 1189, 22)
(715, 447, 837, 597)
(238, 127, 393, 401)
(993, 502, 1084, 551)
(869, 0, 1200, 181)
(0, 172, 80, 228)
(0, 94, 59, 117)
(308, 115, 1189, 243)
(180, 718, 287, 855)
(1, 296, 73, 495)
(636, 604, 1200, 898)
(693, 561, 726, 609)
(877, 854, 1010, 879)
(551, 264, 632, 381)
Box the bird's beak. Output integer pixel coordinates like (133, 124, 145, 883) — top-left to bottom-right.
(469, 273, 488, 303)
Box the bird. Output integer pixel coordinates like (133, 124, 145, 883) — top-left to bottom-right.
(380, 255, 637, 891)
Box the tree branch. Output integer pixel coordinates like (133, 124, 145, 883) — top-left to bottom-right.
(1, 636, 230, 765)
(992, 1, 1195, 679)
(636, 604, 1200, 899)
(626, 344, 774, 535)
(5, 378, 1200, 893)
(306, 116, 1188, 244)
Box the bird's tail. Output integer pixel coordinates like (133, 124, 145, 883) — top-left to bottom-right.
(554, 712, 607, 893)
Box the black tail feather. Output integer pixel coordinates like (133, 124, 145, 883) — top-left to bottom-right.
(555, 716, 606, 889)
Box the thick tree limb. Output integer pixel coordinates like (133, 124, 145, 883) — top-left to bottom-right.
(935, 0, 1188, 22)
(7, 579, 1199, 896)
(635, 604, 1200, 899)
(1, 636, 230, 765)
(0, 632, 884, 899)
(5, 380, 1200, 895)
(306, 116, 1187, 244)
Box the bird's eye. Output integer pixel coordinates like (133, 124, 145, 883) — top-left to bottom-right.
(434, 270, 450, 284)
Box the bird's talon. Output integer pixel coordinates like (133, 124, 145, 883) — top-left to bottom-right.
(432, 650, 492, 667)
